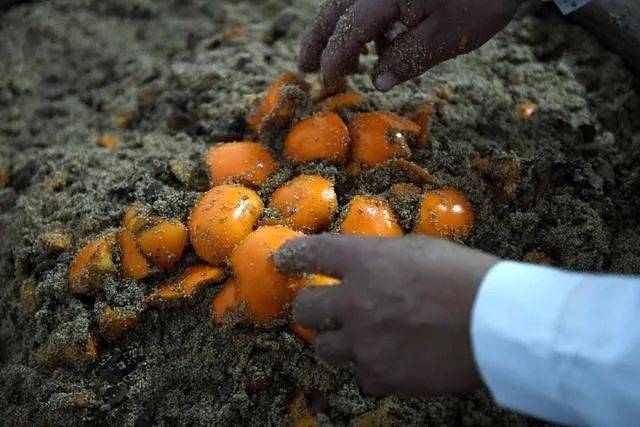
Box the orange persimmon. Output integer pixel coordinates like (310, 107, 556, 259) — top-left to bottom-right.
(189, 184, 264, 266)
(117, 230, 150, 280)
(231, 226, 302, 324)
(248, 72, 298, 132)
(414, 188, 475, 239)
(284, 112, 350, 164)
(269, 175, 338, 233)
(98, 306, 140, 342)
(205, 142, 278, 188)
(211, 278, 239, 324)
(339, 196, 404, 237)
(347, 111, 421, 173)
(68, 232, 117, 294)
(319, 92, 367, 111)
(136, 220, 188, 270)
(147, 265, 225, 305)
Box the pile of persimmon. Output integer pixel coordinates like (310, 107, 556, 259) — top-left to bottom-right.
(67, 72, 476, 350)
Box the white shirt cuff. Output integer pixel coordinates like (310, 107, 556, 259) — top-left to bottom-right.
(472, 261, 640, 426)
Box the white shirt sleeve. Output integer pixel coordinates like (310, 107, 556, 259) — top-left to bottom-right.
(471, 261, 640, 426)
(545, 0, 591, 15)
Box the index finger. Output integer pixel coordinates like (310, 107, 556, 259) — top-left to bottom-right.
(299, 0, 356, 72)
(321, 0, 399, 85)
(275, 234, 367, 277)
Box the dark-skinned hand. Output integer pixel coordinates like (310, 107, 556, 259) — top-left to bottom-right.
(299, 0, 524, 90)
(275, 235, 498, 397)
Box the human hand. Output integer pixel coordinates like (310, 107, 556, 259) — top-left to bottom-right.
(299, 0, 524, 90)
(275, 235, 498, 397)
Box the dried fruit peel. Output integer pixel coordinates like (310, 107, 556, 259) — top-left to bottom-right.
(68, 233, 117, 294)
(147, 264, 225, 305)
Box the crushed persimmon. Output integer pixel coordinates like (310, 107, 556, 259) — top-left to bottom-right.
(516, 100, 538, 120)
(414, 188, 475, 239)
(189, 184, 264, 266)
(269, 175, 338, 233)
(347, 111, 421, 173)
(118, 230, 150, 280)
(136, 220, 188, 270)
(289, 391, 318, 427)
(98, 306, 140, 342)
(205, 141, 278, 188)
(147, 265, 225, 305)
(68, 232, 117, 294)
(211, 277, 238, 324)
(406, 101, 432, 147)
(97, 135, 119, 148)
(284, 112, 350, 164)
(248, 72, 298, 133)
(231, 226, 302, 324)
(319, 92, 367, 111)
(339, 196, 404, 237)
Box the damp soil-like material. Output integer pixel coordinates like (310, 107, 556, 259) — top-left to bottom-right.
(1, 0, 639, 425)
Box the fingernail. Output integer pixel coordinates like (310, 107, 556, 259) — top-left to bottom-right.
(374, 71, 400, 91)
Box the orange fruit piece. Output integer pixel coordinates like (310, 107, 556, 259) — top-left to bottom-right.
(289, 391, 318, 427)
(123, 204, 155, 234)
(137, 220, 188, 270)
(205, 142, 278, 188)
(406, 101, 433, 147)
(147, 265, 225, 306)
(98, 306, 140, 342)
(189, 184, 264, 266)
(248, 72, 298, 133)
(86, 335, 100, 360)
(347, 111, 420, 173)
(118, 230, 150, 280)
(211, 277, 239, 325)
(289, 274, 341, 343)
(97, 135, 118, 148)
(231, 226, 302, 324)
(269, 175, 338, 233)
(339, 196, 404, 237)
(284, 112, 350, 164)
(414, 188, 475, 239)
(319, 92, 366, 111)
(68, 232, 117, 294)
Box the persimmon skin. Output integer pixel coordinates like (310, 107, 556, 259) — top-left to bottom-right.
(68, 233, 117, 294)
(414, 188, 475, 239)
(347, 112, 421, 173)
(98, 306, 140, 342)
(339, 196, 404, 237)
(211, 278, 238, 325)
(406, 101, 433, 147)
(147, 265, 225, 305)
(118, 230, 150, 280)
(189, 185, 264, 266)
(136, 220, 188, 270)
(319, 92, 366, 111)
(206, 142, 278, 188)
(231, 226, 302, 324)
(248, 72, 298, 133)
(269, 175, 338, 233)
(285, 112, 350, 164)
